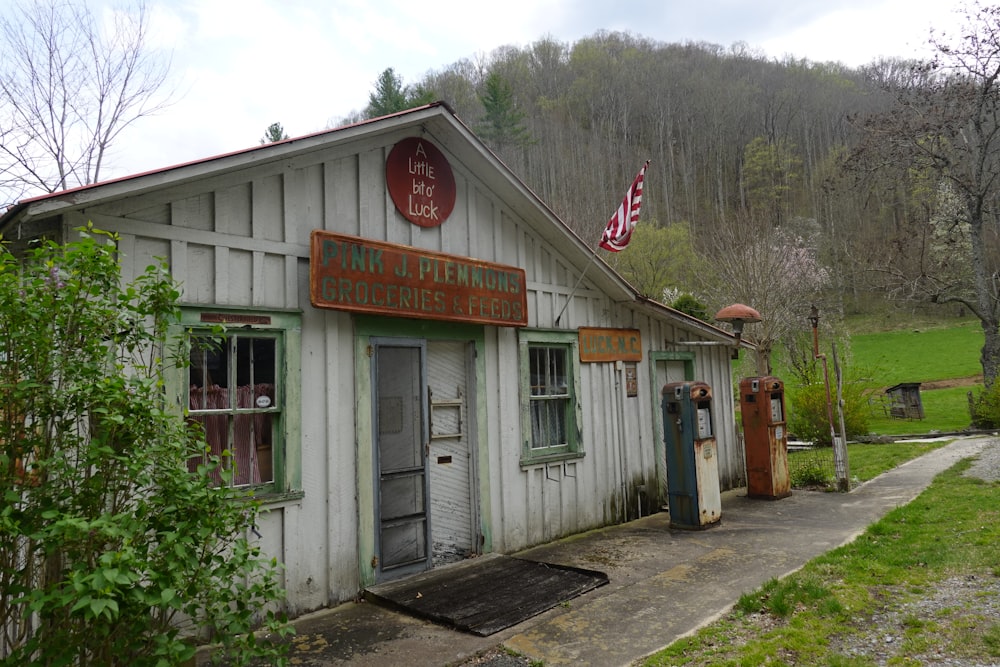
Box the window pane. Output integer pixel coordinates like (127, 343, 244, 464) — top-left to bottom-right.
(548, 348, 566, 395)
(530, 347, 545, 395)
(531, 397, 567, 448)
(190, 336, 229, 408)
(528, 344, 570, 449)
(188, 332, 278, 487)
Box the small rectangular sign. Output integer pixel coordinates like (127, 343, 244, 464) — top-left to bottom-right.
(625, 363, 639, 397)
(578, 327, 642, 362)
(309, 230, 528, 327)
(200, 313, 272, 325)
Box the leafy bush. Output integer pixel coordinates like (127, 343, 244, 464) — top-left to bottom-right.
(671, 293, 711, 322)
(790, 458, 832, 488)
(786, 370, 873, 445)
(970, 382, 1000, 428)
(0, 229, 289, 666)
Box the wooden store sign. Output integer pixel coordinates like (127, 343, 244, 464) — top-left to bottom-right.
(310, 230, 527, 327)
(578, 327, 643, 363)
(385, 137, 457, 228)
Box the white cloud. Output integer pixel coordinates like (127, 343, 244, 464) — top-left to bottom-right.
(70, 0, 968, 178)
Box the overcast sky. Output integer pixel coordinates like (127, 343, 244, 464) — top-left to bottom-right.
(15, 0, 972, 181)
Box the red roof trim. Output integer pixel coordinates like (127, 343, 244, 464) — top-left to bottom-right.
(16, 102, 449, 206)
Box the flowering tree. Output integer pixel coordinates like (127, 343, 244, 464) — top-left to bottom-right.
(698, 213, 832, 376)
(0, 228, 289, 666)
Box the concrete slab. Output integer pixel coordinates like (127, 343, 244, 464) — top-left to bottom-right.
(196, 436, 993, 667)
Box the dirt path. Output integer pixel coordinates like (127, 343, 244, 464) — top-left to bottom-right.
(919, 375, 982, 390)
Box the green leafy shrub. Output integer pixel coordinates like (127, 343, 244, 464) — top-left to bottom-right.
(786, 371, 873, 445)
(671, 293, 710, 322)
(0, 228, 289, 666)
(970, 382, 1000, 428)
(790, 458, 832, 488)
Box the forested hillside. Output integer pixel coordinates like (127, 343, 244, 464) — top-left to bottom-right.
(395, 32, 898, 304)
(353, 13, 1000, 383)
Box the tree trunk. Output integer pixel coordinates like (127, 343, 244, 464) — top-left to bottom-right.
(981, 319, 1000, 389)
(970, 208, 1000, 388)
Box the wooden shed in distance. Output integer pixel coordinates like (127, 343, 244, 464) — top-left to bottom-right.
(885, 382, 924, 420)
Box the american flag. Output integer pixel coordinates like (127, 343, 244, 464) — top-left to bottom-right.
(599, 160, 649, 252)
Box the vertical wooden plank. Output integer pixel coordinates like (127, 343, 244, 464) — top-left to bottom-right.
(227, 250, 252, 304)
(285, 256, 300, 310)
(252, 250, 264, 307)
(455, 173, 472, 256)
(361, 147, 392, 245)
(170, 239, 187, 300)
(325, 155, 360, 235)
(185, 244, 215, 304)
(255, 510, 286, 593)
(215, 183, 252, 237)
(214, 246, 229, 304)
(113, 232, 135, 282)
(493, 326, 523, 553)
(252, 174, 284, 242)
(351, 316, 376, 588)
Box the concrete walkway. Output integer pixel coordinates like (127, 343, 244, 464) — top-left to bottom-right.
(211, 437, 991, 667)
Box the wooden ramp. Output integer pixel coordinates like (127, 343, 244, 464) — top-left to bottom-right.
(364, 554, 609, 636)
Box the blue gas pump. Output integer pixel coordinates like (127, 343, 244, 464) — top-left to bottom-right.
(662, 381, 722, 529)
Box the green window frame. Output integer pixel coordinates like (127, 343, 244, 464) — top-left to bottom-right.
(519, 330, 584, 466)
(171, 308, 301, 500)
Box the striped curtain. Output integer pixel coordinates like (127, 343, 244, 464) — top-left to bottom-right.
(189, 383, 274, 485)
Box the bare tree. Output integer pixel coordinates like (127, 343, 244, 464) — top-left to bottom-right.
(850, 1, 1000, 387)
(0, 0, 173, 205)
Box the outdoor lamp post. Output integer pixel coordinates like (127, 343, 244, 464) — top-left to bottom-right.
(715, 303, 762, 359)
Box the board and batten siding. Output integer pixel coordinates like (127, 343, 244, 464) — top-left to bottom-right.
(47, 124, 739, 615)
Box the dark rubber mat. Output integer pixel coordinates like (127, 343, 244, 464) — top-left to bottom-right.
(365, 554, 608, 636)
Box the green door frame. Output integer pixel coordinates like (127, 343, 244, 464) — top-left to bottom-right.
(354, 316, 490, 588)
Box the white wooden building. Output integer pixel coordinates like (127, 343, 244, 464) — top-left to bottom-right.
(0, 103, 746, 617)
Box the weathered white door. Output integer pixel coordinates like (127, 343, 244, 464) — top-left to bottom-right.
(426, 340, 478, 565)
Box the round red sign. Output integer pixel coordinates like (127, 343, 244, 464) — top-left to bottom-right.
(385, 137, 457, 228)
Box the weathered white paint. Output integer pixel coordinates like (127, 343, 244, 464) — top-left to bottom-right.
(2, 105, 746, 618)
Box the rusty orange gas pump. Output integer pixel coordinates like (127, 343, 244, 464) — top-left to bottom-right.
(739, 376, 791, 500)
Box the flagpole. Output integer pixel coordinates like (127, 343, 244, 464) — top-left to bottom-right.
(554, 247, 601, 326)
(554, 160, 649, 328)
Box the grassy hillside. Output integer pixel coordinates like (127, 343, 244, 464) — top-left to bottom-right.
(848, 319, 983, 435)
(848, 319, 983, 387)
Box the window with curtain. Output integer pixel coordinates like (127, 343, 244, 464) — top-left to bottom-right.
(529, 345, 569, 448)
(519, 330, 582, 465)
(187, 333, 279, 487)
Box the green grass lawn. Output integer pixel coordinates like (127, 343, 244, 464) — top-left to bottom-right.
(866, 385, 976, 435)
(849, 320, 983, 387)
(641, 459, 1000, 666)
(789, 440, 949, 488)
(804, 319, 985, 437)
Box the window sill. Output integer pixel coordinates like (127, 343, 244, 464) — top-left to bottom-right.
(237, 489, 305, 507)
(519, 450, 585, 470)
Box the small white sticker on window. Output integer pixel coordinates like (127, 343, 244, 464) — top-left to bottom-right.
(255, 395, 272, 408)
